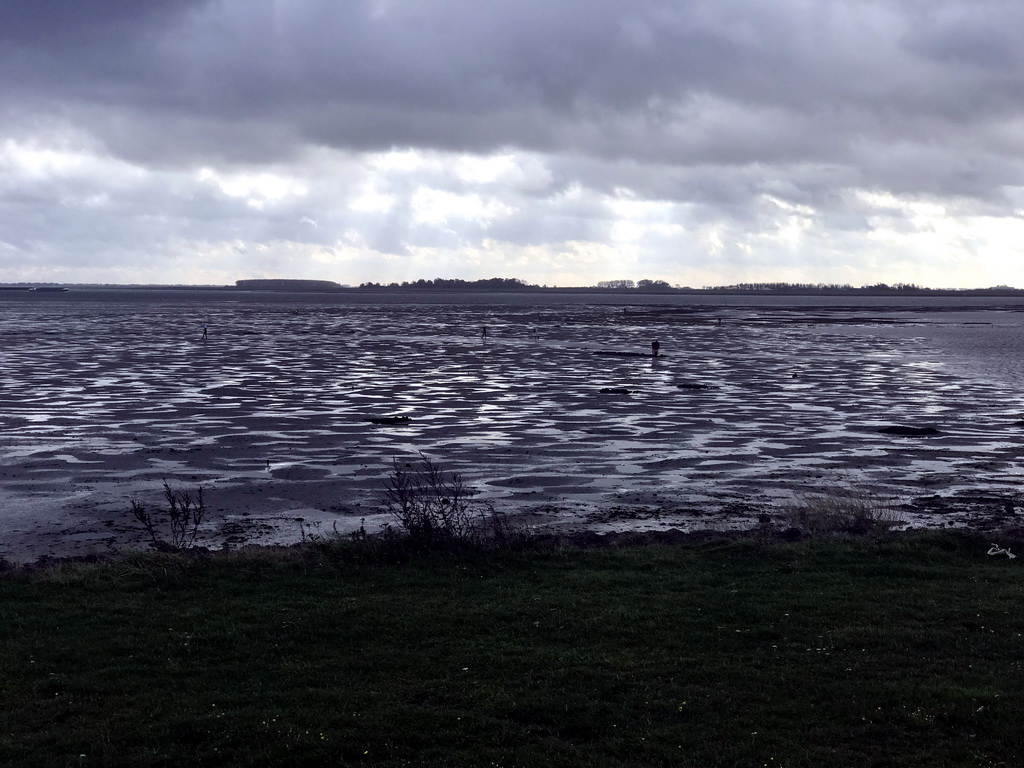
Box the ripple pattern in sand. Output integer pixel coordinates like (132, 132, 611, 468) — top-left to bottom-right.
(3, 299, 1024, 558)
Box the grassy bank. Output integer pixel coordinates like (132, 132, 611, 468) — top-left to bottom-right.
(2, 532, 1022, 767)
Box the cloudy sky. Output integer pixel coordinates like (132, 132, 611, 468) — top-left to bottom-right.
(3, 0, 1024, 288)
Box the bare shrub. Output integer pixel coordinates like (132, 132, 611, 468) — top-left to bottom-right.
(129, 482, 207, 551)
(382, 455, 530, 551)
(383, 455, 479, 547)
(786, 490, 906, 535)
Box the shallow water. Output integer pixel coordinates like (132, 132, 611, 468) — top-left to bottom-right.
(3, 289, 1024, 559)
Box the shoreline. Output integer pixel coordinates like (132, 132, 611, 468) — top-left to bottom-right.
(5, 518, 1023, 574)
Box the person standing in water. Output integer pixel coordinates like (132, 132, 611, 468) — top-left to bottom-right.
(651, 339, 660, 357)
(202, 323, 208, 340)
(481, 325, 488, 339)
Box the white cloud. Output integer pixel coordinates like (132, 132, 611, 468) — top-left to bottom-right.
(410, 187, 515, 227)
(198, 168, 308, 208)
(4, 0, 1024, 287)
(349, 186, 395, 214)
(0, 140, 145, 188)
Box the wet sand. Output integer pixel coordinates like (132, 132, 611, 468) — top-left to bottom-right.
(3, 292, 1024, 561)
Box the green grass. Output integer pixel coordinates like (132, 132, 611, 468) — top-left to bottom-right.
(2, 531, 1023, 767)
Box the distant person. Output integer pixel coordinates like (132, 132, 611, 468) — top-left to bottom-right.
(202, 323, 208, 340)
(651, 339, 660, 357)
(481, 326, 488, 339)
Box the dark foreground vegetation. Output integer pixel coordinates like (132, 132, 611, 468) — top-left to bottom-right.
(2, 531, 1023, 768)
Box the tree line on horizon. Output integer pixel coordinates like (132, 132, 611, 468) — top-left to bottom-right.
(358, 277, 532, 290)
(703, 282, 1024, 294)
(356, 277, 1023, 294)
(8, 278, 1018, 295)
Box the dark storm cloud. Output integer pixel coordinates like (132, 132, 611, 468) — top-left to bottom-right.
(3, 0, 1024, 287)
(1, 1, 208, 118)
(5, 0, 1024, 196)
(0, 0, 203, 45)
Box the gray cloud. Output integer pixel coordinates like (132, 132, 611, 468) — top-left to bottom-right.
(3, 0, 1024, 286)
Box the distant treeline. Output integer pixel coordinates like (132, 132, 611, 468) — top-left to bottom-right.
(236, 279, 343, 291)
(6, 278, 1021, 296)
(594, 280, 673, 290)
(354, 278, 1024, 295)
(358, 277, 532, 290)
(357, 278, 675, 291)
(702, 282, 1024, 295)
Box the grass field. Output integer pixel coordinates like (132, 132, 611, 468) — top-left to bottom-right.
(2, 531, 1023, 767)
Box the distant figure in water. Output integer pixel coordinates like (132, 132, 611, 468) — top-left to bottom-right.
(481, 326, 488, 339)
(202, 323, 208, 340)
(651, 339, 660, 357)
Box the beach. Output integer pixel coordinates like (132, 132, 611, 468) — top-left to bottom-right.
(2, 289, 1024, 562)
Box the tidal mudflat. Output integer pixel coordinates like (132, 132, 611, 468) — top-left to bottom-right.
(3, 290, 1024, 561)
